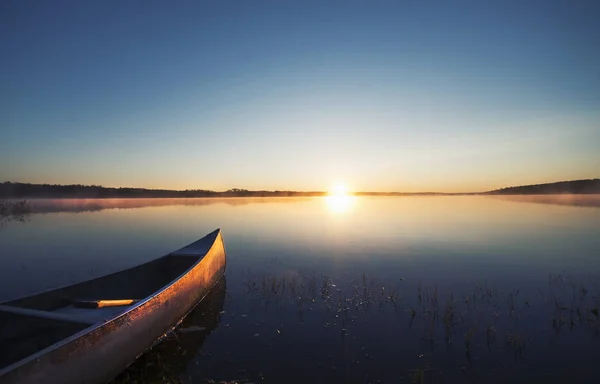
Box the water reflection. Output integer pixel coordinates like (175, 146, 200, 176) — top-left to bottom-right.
(8, 195, 600, 216)
(111, 277, 226, 384)
(2, 196, 600, 302)
(324, 195, 356, 214)
(1, 196, 600, 382)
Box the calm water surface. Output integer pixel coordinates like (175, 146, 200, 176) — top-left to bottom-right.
(1, 196, 599, 383)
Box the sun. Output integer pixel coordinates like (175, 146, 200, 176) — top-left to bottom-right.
(325, 184, 355, 214)
(329, 184, 349, 197)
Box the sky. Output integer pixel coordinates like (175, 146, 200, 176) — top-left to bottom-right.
(1, 1, 599, 193)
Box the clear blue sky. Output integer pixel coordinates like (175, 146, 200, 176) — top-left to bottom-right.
(1, 0, 599, 192)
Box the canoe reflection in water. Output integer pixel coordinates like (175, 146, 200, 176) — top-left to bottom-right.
(112, 276, 226, 383)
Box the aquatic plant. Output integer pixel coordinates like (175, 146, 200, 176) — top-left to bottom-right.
(0, 199, 30, 225)
(127, 269, 600, 383)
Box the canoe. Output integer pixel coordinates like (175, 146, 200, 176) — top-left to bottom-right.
(0, 229, 227, 384)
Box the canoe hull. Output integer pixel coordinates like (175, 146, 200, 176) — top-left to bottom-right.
(0, 229, 226, 384)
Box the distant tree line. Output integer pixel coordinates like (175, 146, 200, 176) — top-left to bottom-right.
(0, 182, 326, 198)
(485, 179, 600, 195)
(2, 179, 598, 198)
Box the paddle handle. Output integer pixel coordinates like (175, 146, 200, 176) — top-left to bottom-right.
(74, 299, 139, 308)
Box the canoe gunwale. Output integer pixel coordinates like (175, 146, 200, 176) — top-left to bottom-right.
(0, 228, 225, 378)
(139, 273, 224, 355)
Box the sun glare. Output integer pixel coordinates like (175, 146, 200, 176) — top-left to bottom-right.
(329, 184, 349, 197)
(325, 184, 355, 214)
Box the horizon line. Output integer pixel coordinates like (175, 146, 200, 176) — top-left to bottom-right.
(2, 178, 599, 196)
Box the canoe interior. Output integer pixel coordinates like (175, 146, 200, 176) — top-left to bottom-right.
(5, 255, 199, 311)
(0, 253, 201, 370)
(0, 311, 90, 372)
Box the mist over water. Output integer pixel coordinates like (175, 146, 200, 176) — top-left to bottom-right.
(491, 194, 600, 208)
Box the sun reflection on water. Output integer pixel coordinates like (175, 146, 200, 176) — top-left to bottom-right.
(325, 184, 356, 214)
(325, 194, 356, 214)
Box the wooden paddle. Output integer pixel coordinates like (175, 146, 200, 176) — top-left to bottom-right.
(73, 299, 139, 309)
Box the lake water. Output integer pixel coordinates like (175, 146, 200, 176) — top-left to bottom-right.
(1, 196, 600, 383)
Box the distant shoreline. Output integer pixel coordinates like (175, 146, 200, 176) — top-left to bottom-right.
(1, 179, 598, 199)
